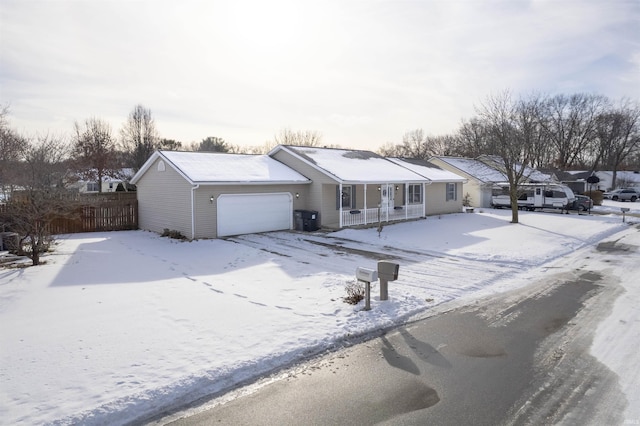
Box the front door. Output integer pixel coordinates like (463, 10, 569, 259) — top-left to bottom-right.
(380, 184, 395, 212)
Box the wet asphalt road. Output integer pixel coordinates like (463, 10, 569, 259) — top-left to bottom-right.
(162, 263, 628, 425)
(161, 272, 623, 426)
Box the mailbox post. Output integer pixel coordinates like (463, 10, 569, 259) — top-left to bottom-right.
(356, 267, 378, 311)
(377, 260, 399, 301)
(621, 207, 630, 223)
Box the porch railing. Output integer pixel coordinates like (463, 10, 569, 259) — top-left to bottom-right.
(341, 204, 423, 227)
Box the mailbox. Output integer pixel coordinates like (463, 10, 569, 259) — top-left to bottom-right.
(377, 261, 399, 281)
(621, 207, 630, 223)
(356, 267, 378, 283)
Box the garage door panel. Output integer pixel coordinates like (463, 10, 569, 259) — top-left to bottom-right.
(217, 193, 292, 237)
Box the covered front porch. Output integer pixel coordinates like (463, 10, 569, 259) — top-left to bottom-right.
(332, 182, 426, 228)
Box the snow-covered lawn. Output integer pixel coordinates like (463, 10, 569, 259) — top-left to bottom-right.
(1, 201, 639, 425)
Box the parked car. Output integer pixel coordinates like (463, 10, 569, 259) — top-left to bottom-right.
(570, 194, 594, 211)
(602, 188, 640, 202)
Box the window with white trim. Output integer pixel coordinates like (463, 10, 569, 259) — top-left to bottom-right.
(446, 183, 457, 201)
(336, 185, 355, 209)
(86, 182, 99, 192)
(408, 184, 422, 204)
(341, 186, 352, 208)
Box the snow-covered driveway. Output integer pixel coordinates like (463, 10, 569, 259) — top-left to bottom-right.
(0, 209, 636, 425)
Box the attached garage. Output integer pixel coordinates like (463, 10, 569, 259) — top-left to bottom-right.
(217, 193, 293, 237)
(130, 151, 310, 239)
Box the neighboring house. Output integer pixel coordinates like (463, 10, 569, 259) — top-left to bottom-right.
(69, 169, 136, 193)
(387, 158, 467, 215)
(552, 170, 592, 195)
(73, 179, 135, 193)
(592, 171, 640, 191)
(269, 145, 460, 230)
(130, 151, 310, 239)
(562, 170, 640, 192)
(429, 156, 554, 208)
(429, 156, 508, 208)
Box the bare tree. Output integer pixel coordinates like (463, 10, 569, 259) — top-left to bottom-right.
(453, 118, 490, 157)
(225, 143, 246, 154)
(379, 129, 456, 159)
(2, 135, 73, 265)
(377, 142, 404, 157)
(477, 91, 543, 223)
(597, 99, 640, 188)
(0, 105, 28, 196)
(427, 135, 459, 157)
(72, 117, 119, 192)
(235, 141, 285, 155)
(592, 107, 624, 173)
(120, 104, 159, 171)
(273, 128, 323, 146)
(540, 93, 607, 169)
(398, 129, 430, 159)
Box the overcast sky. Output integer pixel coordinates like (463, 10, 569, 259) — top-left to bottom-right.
(1, 0, 639, 151)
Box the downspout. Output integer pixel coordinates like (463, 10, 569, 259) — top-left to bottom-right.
(191, 184, 200, 240)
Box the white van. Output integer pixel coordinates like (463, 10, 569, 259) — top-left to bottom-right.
(491, 183, 575, 211)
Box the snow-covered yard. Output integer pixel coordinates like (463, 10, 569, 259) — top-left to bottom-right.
(1, 201, 639, 425)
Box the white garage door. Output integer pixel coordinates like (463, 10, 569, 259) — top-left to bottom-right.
(217, 193, 292, 237)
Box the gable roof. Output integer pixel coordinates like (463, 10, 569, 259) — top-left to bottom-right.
(431, 156, 507, 183)
(131, 150, 310, 185)
(387, 158, 467, 183)
(269, 145, 427, 183)
(431, 155, 554, 184)
(477, 155, 552, 182)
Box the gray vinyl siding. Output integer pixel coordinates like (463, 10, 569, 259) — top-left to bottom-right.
(271, 150, 338, 228)
(363, 185, 382, 209)
(428, 158, 487, 208)
(192, 184, 309, 239)
(321, 184, 339, 227)
(425, 182, 463, 215)
(136, 157, 193, 238)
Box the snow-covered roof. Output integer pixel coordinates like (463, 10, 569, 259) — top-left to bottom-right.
(387, 158, 467, 183)
(131, 151, 310, 185)
(597, 171, 640, 183)
(477, 155, 552, 182)
(433, 156, 507, 183)
(433, 156, 554, 184)
(271, 145, 427, 183)
(68, 168, 134, 182)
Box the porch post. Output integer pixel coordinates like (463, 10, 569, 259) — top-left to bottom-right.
(339, 183, 343, 228)
(364, 183, 368, 225)
(385, 182, 389, 222)
(422, 183, 426, 217)
(405, 183, 409, 219)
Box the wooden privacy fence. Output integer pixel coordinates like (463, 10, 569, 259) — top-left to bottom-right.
(49, 193, 138, 234)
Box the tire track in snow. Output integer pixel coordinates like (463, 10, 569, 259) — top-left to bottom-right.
(228, 232, 533, 307)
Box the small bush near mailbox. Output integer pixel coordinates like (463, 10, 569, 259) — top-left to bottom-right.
(344, 280, 365, 305)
